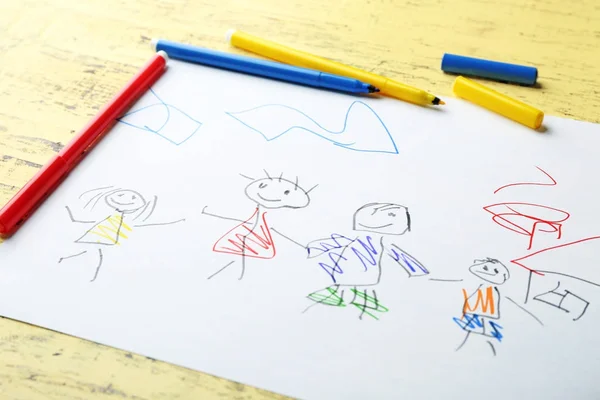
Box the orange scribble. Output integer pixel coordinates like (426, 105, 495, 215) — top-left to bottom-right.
(462, 286, 495, 316)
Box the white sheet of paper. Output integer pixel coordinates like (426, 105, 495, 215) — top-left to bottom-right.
(1, 60, 600, 399)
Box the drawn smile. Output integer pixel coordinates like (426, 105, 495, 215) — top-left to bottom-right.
(112, 200, 135, 206)
(477, 270, 497, 276)
(358, 222, 393, 229)
(257, 193, 281, 202)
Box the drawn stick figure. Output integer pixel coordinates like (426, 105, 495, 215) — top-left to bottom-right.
(451, 258, 510, 356)
(59, 186, 185, 282)
(202, 170, 317, 280)
(444, 258, 542, 356)
(304, 202, 429, 320)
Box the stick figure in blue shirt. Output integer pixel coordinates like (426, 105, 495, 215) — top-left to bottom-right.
(304, 202, 429, 320)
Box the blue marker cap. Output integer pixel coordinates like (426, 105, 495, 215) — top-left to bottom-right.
(441, 53, 538, 86)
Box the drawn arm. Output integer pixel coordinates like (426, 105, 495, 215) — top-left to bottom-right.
(128, 196, 186, 227)
(134, 218, 185, 228)
(65, 206, 95, 224)
(428, 277, 464, 283)
(387, 244, 429, 277)
(271, 227, 307, 250)
(201, 206, 247, 223)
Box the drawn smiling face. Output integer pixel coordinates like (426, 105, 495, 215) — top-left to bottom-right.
(469, 258, 510, 285)
(245, 177, 310, 209)
(105, 190, 146, 213)
(353, 203, 411, 235)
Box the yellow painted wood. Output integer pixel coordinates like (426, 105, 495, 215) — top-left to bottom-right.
(0, 0, 599, 398)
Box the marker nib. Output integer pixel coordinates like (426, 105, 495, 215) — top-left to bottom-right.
(432, 97, 445, 105)
(368, 85, 380, 93)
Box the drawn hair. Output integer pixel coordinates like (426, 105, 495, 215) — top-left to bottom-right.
(353, 202, 411, 232)
(241, 171, 318, 195)
(473, 257, 501, 264)
(77, 186, 157, 221)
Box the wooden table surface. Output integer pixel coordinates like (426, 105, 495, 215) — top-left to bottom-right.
(0, 0, 599, 398)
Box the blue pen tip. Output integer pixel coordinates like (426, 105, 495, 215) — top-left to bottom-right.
(368, 85, 380, 93)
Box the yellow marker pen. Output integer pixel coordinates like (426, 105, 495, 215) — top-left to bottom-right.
(226, 29, 444, 107)
(452, 76, 544, 130)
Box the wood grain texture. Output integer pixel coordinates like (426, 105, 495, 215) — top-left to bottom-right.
(0, 0, 599, 398)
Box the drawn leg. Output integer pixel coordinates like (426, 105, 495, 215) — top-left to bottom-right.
(207, 260, 236, 280)
(240, 236, 247, 280)
(455, 331, 471, 352)
(90, 248, 104, 282)
(58, 250, 88, 263)
(349, 288, 389, 320)
(533, 282, 590, 321)
(350, 286, 367, 320)
(486, 340, 497, 356)
(303, 285, 345, 313)
(237, 210, 261, 281)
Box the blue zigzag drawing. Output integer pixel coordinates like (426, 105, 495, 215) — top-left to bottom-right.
(118, 88, 202, 146)
(226, 101, 398, 154)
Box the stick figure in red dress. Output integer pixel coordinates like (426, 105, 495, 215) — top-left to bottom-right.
(202, 170, 316, 280)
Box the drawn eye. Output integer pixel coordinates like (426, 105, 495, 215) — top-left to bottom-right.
(259, 183, 267, 189)
(132, 196, 136, 200)
(283, 190, 290, 195)
(494, 268, 499, 274)
(483, 265, 489, 271)
(118, 193, 124, 197)
(388, 212, 396, 217)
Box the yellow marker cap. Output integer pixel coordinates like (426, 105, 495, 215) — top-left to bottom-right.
(452, 76, 544, 130)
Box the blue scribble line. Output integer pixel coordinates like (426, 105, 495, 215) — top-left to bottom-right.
(307, 234, 379, 283)
(389, 247, 429, 274)
(226, 101, 399, 154)
(117, 88, 202, 146)
(453, 314, 504, 342)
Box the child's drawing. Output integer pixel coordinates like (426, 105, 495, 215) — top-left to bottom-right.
(484, 167, 600, 321)
(512, 236, 600, 321)
(432, 258, 542, 356)
(118, 88, 202, 146)
(202, 171, 317, 280)
(304, 202, 429, 320)
(452, 258, 510, 356)
(483, 202, 570, 251)
(58, 186, 185, 282)
(226, 101, 399, 154)
(493, 166, 557, 194)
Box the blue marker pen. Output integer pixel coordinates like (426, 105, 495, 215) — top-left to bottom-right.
(441, 53, 538, 86)
(152, 39, 380, 95)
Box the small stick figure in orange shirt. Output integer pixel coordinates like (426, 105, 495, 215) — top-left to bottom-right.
(453, 258, 509, 356)
(451, 258, 542, 356)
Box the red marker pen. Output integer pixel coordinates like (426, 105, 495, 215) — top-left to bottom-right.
(0, 51, 169, 238)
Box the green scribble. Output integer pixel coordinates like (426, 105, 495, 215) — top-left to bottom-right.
(307, 286, 346, 307)
(349, 288, 389, 320)
(307, 286, 390, 320)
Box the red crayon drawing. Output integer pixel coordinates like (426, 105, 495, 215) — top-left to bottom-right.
(511, 235, 600, 276)
(202, 170, 317, 280)
(482, 167, 599, 322)
(483, 202, 570, 250)
(493, 166, 557, 194)
(213, 208, 275, 259)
